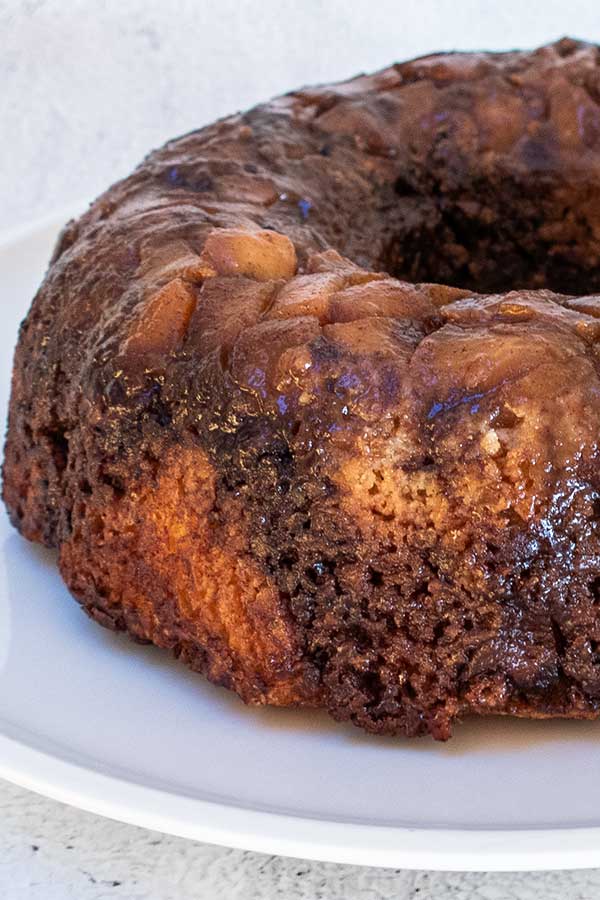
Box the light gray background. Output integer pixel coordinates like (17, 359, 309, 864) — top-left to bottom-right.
(3, 1, 600, 897)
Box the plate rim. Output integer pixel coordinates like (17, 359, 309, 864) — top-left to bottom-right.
(1, 725, 600, 872)
(2, 211, 600, 872)
(0, 734, 600, 871)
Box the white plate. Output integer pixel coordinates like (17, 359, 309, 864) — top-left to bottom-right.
(2, 212, 600, 872)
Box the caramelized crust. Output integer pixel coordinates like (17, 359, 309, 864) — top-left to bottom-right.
(6, 38, 600, 738)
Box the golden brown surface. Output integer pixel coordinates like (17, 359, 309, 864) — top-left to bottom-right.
(6, 38, 600, 738)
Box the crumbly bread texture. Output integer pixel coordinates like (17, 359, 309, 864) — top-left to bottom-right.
(7, 38, 600, 739)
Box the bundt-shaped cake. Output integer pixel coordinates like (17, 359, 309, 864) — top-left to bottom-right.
(7, 38, 600, 739)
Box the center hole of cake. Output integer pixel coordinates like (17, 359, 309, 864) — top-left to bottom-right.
(385, 174, 600, 296)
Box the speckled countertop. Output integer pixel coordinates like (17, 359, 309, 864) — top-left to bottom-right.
(4, 2, 600, 897)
